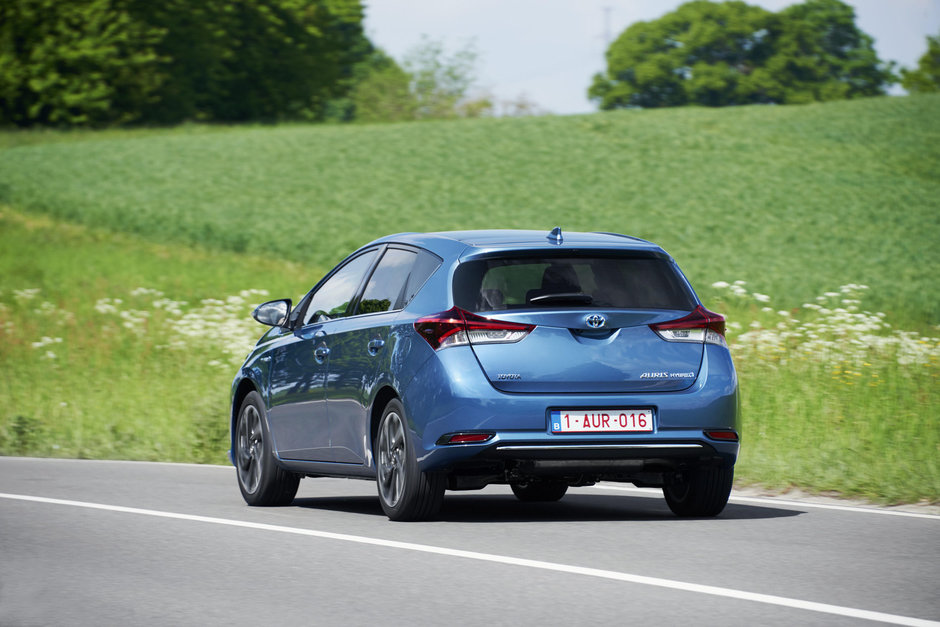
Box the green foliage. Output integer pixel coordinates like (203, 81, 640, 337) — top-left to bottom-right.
(735, 355, 938, 503)
(0, 0, 165, 126)
(901, 33, 940, 94)
(0, 95, 936, 328)
(0, 0, 370, 126)
(0, 208, 320, 462)
(763, 0, 895, 104)
(349, 49, 417, 123)
(130, 0, 369, 123)
(0, 209, 936, 502)
(404, 37, 486, 120)
(590, 0, 894, 109)
(348, 38, 490, 123)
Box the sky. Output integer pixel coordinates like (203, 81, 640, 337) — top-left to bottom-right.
(363, 0, 940, 115)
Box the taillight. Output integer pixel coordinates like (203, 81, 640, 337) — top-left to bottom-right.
(650, 305, 727, 347)
(415, 307, 535, 350)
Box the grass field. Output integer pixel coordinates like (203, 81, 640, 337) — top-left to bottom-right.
(1, 95, 937, 326)
(0, 209, 318, 463)
(0, 95, 938, 502)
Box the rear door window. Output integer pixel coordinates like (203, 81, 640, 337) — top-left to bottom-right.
(453, 254, 696, 312)
(357, 248, 418, 314)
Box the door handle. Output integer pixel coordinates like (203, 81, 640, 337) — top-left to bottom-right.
(314, 344, 331, 363)
(367, 338, 385, 355)
(296, 326, 326, 341)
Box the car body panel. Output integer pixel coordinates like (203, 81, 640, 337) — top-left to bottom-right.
(467, 312, 704, 393)
(266, 325, 331, 461)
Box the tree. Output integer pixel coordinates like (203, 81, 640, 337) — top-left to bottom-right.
(0, 0, 371, 126)
(760, 0, 894, 104)
(403, 36, 480, 119)
(901, 33, 940, 93)
(347, 37, 486, 123)
(589, 0, 894, 110)
(0, 0, 165, 126)
(128, 0, 370, 123)
(349, 49, 417, 123)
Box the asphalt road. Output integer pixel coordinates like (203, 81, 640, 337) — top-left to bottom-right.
(1, 457, 937, 627)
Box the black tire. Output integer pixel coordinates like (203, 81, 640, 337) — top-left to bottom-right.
(510, 480, 568, 502)
(663, 465, 733, 517)
(235, 391, 299, 506)
(376, 399, 445, 521)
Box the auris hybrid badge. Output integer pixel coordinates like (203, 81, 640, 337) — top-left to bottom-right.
(639, 371, 695, 379)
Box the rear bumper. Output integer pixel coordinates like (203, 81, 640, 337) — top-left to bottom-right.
(483, 440, 728, 474)
(436, 438, 734, 489)
(401, 344, 739, 475)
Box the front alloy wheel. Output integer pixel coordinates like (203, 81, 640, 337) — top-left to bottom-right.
(235, 391, 299, 506)
(376, 400, 444, 521)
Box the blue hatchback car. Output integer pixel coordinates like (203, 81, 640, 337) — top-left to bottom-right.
(230, 228, 739, 521)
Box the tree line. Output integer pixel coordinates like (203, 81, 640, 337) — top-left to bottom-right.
(590, 0, 939, 109)
(1, 0, 938, 128)
(0, 0, 373, 126)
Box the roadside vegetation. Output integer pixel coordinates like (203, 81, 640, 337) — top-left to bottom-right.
(0, 95, 937, 503)
(0, 209, 319, 463)
(0, 95, 937, 327)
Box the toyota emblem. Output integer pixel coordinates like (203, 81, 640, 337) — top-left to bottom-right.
(586, 314, 606, 329)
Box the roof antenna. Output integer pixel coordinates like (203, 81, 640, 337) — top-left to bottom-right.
(547, 227, 563, 244)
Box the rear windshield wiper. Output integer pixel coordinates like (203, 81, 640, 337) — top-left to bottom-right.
(528, 292, 594, 305)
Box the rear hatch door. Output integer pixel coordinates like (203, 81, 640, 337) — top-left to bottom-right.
(452, 251, 703, 394)
(469, 309, 702, 393)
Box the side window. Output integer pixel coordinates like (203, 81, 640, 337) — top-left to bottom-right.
(400, 250, 441, 308)
(358, 248, 418, 314)
(303, 250, 377, 325)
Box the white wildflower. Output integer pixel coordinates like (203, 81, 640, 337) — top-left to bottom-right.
(130, 287, 164, 298)
(31, 336, 63, 349)
(13, 288, 40, 303)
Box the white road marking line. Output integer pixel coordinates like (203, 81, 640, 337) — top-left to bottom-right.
(0, 456, 231, 470)
(1, 492, 937, 627)
(589, 484, 940, 520)
(5, 458, 937, 519)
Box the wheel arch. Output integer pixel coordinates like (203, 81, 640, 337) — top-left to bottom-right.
(370, 385, 400, 457)
(231, 377, 261, 458)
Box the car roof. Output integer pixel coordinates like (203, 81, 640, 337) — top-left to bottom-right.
(367, 229, 667, 260)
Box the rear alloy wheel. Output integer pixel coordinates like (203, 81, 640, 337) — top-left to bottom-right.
(510, 480, 568, 502)
(663, 466, 733, 517)
(376, 400, 445, 521)
(235, 391, 299, 506)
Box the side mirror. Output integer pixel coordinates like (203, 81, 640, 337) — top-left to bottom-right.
(252, 299, 292, 327)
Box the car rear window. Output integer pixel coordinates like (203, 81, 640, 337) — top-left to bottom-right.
(453, 254, 696, 313)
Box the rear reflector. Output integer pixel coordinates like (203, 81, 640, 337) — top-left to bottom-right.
(415, 307, 534, 350)
(704, 430, 739, 441)
(650, 305, 727, 347)
(439, 433, 495, 445)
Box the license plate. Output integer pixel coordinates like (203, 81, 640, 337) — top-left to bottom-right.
(550, 409, 653, 433)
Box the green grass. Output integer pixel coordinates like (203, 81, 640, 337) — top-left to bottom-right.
(735, 358, 938, 503)
(0, 95, 937, 327)
(0, 209, 320, 463)
(1, 96, 938, 502)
